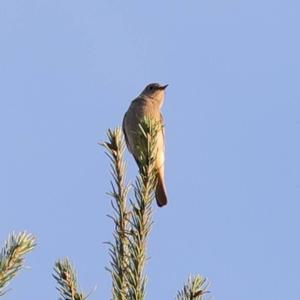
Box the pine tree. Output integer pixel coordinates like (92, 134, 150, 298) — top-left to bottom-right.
(0, 119, 210, 299)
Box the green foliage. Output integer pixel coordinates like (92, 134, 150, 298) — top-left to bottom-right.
(0, 232, 36, 296)
(103, 118, 160, 300)
(53, 258, 87, 300)
(0, 117, 210, 300)
(126, 118, 159, 300)
(102, 128, 130, 300)
(176, 276, 209, 300)
(102, 119, 210, 300)
(2, 119, 210, 300)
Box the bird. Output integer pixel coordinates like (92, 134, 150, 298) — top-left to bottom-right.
(123, 83, 168, 207)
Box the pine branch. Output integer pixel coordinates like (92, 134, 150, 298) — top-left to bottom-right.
(103, 120, 211, 300)
(102, 128, 130, 300)
(0, 231, 36, 296)
(176, 275, 209, 300)
(126, 118, 160, 300)
(53, 258, 87, 300)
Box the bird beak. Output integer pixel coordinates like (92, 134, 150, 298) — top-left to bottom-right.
(160, 84, 168, 90)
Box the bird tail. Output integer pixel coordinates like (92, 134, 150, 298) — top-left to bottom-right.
(155, 172, 167, 207)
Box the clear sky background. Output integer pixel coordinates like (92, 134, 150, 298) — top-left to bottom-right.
(0, 1, 299, 299)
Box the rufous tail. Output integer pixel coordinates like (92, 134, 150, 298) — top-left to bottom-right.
(155, 172, 167, 207)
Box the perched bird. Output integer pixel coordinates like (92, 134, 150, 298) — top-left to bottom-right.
(123, 83, 168, 207)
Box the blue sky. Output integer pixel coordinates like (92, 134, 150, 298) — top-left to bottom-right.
(1, 1, 299, 299)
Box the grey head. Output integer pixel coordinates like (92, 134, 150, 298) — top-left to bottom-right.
(139, 83, 168, 106)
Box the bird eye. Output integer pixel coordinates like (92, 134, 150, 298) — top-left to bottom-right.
(149, 86, 153, 90)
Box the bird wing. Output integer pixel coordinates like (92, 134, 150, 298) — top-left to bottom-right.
(123, 109, 142, 169)
(122, 98, 141, 154)
(122, 112, 130, 151)
(160, 112, 165, 143)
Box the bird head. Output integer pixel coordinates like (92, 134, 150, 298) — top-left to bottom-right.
(140, 83, 168, 107)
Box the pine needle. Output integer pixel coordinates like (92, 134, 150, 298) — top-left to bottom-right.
(0, 231, 36, 296)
